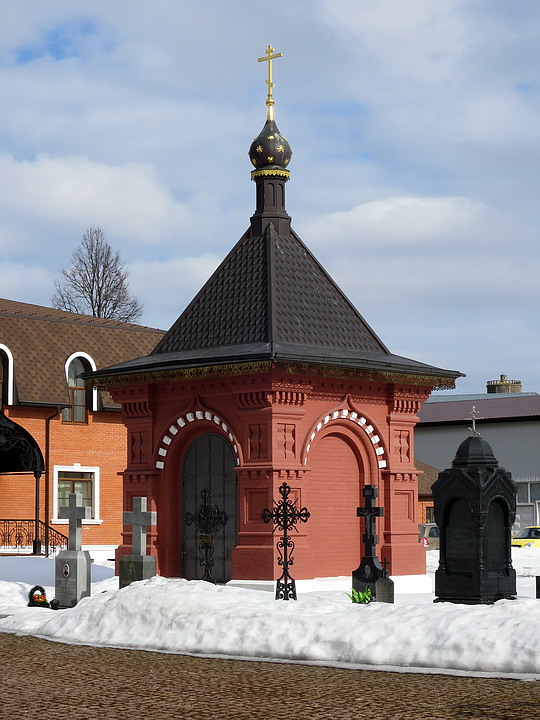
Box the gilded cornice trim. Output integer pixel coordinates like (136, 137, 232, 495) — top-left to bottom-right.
(87, 359, 456, 391)
(251, 168, 290, 179)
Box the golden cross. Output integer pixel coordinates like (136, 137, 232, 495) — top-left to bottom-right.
(257, 44, 283, 120)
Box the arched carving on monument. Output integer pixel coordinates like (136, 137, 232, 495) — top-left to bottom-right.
(301, 398, 387, 483)
(153, 399, 243, 471)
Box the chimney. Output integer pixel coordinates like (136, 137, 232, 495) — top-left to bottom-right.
(486, 374, 522, 394)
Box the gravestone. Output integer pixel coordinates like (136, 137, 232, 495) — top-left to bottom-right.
(352, 485, 394, 602)
(55, 493, 92, 608)
(119, 496, 157, 589)
(433, 434, 517, 604)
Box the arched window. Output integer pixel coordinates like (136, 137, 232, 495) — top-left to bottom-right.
(62, 355, 93, 423)
(0, 345, 14, 409)
(0, 350, 7, 409)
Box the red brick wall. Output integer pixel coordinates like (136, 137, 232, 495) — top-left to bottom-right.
(111, 372, 430, 579)
(300, 431, 362, 578)
(0, 406, 126, 547)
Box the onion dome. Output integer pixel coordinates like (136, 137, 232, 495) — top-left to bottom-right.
(249, 118, 292, 176)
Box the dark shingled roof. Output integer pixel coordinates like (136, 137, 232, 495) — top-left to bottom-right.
(92, 221, 461, 383)
(0, 299, 164, 405)
(154, 224, 388, 356)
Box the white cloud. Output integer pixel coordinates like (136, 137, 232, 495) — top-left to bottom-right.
(0, 153, 191, 247)
(129, 255, 222, 329)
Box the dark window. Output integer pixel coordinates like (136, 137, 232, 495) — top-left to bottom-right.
(425, 506, 435, 523)
(517, 483, 529, 503)
(0, 350, 8, 409)
(62, 357, 91, 423)
(57, 471, 95, 518)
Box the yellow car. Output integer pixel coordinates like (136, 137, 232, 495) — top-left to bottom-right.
(511, 526, 540, 548)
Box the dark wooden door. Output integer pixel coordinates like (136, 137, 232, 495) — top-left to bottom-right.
(182, 433, 237, 583)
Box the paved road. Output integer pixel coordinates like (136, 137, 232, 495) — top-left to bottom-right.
(0, 634, 538, 719)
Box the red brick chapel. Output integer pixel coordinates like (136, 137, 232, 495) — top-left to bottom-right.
(90, 48, 460, 582)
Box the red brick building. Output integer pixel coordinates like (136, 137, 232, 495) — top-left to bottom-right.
(91, 98, 461, 580)
(0, 300, 163, 558)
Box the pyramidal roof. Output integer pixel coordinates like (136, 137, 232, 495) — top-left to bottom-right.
(92, 210, 460, 384)
(153, 224, 388, 357)
(91, 56, 461, 388)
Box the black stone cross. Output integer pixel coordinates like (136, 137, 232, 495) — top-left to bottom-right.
(261, 482, 310, 601)
(184, 487, 228, 584)
(357, 485, 384, 557)
(352, 484, 386, 596)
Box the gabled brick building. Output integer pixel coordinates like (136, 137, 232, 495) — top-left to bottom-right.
(0, 299, 163, 558)
(91, 76, 461, 580)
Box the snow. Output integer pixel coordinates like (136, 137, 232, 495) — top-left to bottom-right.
(0, 550, 539, 680)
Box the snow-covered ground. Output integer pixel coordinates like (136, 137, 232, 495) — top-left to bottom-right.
(0, 550, 538, 680)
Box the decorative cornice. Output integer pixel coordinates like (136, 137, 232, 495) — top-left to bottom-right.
(88, 359, 456, 391)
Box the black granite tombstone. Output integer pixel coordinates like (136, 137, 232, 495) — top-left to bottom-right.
(433, 435, 517, 604)
(352, 485, 394, 602)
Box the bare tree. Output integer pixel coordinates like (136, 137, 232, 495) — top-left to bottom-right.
(52, 227, 143, 322)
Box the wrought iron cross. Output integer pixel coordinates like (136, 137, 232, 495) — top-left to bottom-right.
(357, 485, 384, 558)
(257, 44, 283, 120)
(261, 482, 310, 601)
(184, 487, 228, 584)
(59, 493, 91, 551)
(124, 496, 156, 556)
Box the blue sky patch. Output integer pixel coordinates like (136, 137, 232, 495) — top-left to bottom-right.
(15, 20, 99, 64)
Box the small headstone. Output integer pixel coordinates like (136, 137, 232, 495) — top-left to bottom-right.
(119, 496, 157, 589)
(55, 493, 92, 608)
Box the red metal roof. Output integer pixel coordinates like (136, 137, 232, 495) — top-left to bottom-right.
(419, 394, 540, 423)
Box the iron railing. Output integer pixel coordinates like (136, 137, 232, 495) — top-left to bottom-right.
(0, 519, 68, 556)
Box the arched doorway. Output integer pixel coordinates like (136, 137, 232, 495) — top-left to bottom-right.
(307, 430, 364, 578)
(181, 432, 237, 583)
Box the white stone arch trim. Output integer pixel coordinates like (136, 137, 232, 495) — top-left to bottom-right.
(302, 407, 387, 470)
(155, 409, 241, 470)
(0, 343, 15, 405)
(64, 351, 98, 411)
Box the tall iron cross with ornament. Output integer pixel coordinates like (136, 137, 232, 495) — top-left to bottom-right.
(261, 482, 310, 601)
(184, 487, 228, 584)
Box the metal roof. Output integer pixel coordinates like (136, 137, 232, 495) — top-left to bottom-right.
(419, 393, 540, 424)
(0, 299, 164, 405)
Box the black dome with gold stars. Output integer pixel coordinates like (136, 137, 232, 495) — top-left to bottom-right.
(249, 118, 292, 175)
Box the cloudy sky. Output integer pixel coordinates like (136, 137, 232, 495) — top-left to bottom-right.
(1, 1, 539, 394)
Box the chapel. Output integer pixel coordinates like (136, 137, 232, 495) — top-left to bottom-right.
(90, 47, 461, 582)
